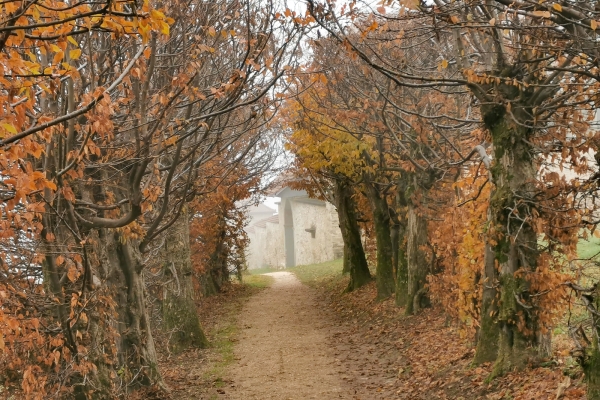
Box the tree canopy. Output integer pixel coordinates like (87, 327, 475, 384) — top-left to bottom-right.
(3, 0, 600, 398)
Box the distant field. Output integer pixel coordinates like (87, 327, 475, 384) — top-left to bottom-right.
(577, 235, 600, 259)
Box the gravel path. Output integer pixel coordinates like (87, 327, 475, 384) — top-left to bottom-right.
(225, 271, 352, 399)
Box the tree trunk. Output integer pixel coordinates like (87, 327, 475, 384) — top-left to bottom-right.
(393, 175, 409, 307)
(106, 233, 165, 391)
(582, 284, 600, 400)
(585, 346, 600, 400)
(473, 236, 500, 364)
(161, 208, 208, 354)
(394, 222, 409, 307)
(342, 245, 350, 274)
(485, 108, 542, 378)
(334, 179, 372, 292)
(405, 200, 429, 315)
(364, 178, 395, 299)
(200, 225, 228, 297)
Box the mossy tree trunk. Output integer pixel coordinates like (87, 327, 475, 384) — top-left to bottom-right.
(96, 230, 166, 393)
(200, 216, 228, 297)
(405, 198, 429, 315)
(473, 234, 500, 364)
(342, 245, 351, 274)
(41, 175, 166, 397)
(334, 179, 372, 292)
(484, 104, 542, 377)
(585, 345, 600, 400)
(394, 222, 409, 307)
(363, 176, 395, 299)
(393, 175, 409, 307)
(161, 208, 208, 354)
(573, 284, 600, 399)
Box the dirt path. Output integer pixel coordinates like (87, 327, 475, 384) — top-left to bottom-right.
(224, 271, 352, 399)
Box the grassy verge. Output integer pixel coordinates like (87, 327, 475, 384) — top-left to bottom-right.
(287, 258, 344, 288)
(205, 280, 273, 382)
(246, 266, 278, 275)
(200, 282, 272, 399)
(205, 318, 238, 390)
(242, 274, 274, 288)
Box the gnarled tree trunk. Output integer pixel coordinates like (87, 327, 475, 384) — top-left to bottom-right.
(200, 220, 228, 297)
(392, 176, 409, 307)
(405, 199, 429, 315)
(484, 107, 543, 378)
(104, 232, 165, 391)
(579, 282, 600, 400)
(473, 236, 500, 364)
(161, 208, 208, 354)
(363, 177, 395, 299)
(394, 221, 409, 307)
(334, 179, 372, 292)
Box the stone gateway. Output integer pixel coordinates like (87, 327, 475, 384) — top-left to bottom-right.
(245, 187, 343, 270)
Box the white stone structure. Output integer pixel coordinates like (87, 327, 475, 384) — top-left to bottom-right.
(245, 188, 343, 269)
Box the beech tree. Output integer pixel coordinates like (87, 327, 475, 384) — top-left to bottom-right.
(282, 63, 374, 292)
(306, 0, 600, 392)
(0, 0, 303, 395)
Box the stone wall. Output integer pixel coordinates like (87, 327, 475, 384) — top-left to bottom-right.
(246, 219, 284, 270)
(288, 200, 343, 266)
(245, 193, 344, 270)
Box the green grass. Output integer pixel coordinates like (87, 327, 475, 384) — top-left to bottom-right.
(577, 235, 600, 259)
(242, 274, 274, 288)
(246, 266, 279, 275)
(202, 292, 247, 396)
(287, 258, 344, 287)
(204, 320, 237, 400)
(208, 323, 237, 378)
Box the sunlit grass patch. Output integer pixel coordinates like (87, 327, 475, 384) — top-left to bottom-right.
(245, 266, 279, 275)
(287, 258, 344, 287)
(577, 234, 600, 260)
(242, 274, 274, 288)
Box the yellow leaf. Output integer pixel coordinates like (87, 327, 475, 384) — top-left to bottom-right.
(553, 3, 562, 12)
(52, 51, 64, 65)
(31, 6, 40, 21)
(150, 9, 165, 20)
(15, 28, 24, 43)
(67, 36, 78, 46)
(69, 49, 81, 60)
(592, 20, 598, 30)
(208, 26, 216, 37)
(1, 123, 17, 134)
(160, 21, 170, 35)
(441, 59, 448, 69)
(138, 23, 150, 44)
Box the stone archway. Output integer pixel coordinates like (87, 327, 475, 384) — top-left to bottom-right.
(283, 199, 295, 267)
